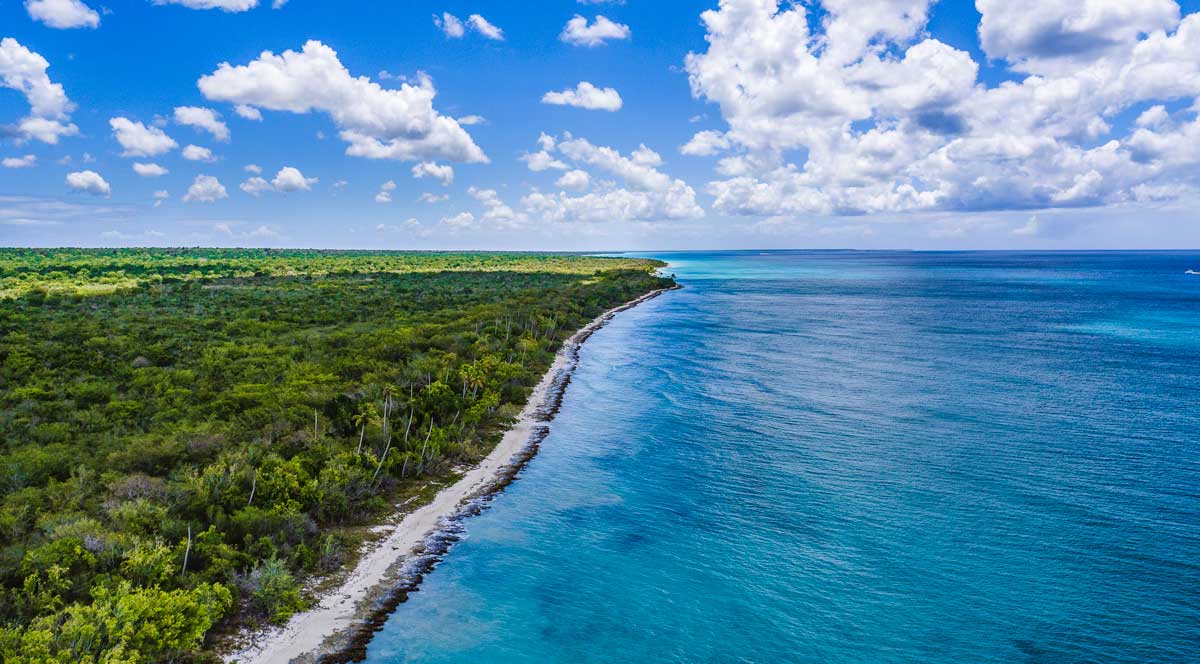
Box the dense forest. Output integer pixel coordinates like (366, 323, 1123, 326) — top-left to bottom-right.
(0, 249, 671, 663)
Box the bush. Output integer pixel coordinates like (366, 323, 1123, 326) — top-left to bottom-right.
(243, 557, 304, 624)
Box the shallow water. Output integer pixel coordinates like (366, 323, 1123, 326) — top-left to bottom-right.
(363, 251, 1200, 663)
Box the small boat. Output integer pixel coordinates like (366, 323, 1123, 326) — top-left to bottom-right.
(1187, 269, 1200, 275)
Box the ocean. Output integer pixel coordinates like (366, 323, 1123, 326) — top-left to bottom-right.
(361, 251, 1200, 663)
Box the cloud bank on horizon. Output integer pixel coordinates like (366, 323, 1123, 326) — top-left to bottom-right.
(2, 0, 1199, 249)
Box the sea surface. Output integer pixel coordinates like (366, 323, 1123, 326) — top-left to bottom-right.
(363, 251, 1200, 663)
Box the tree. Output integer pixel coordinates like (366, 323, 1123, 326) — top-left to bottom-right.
(352, 402, 379, 454)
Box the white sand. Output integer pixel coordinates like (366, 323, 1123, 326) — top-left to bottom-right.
(225, 287, 672, 664)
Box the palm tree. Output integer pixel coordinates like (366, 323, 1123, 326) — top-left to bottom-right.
(380, 383, 400, 439)
(352, 402, 378, 455)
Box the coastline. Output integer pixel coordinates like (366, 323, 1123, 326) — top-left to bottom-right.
(225, 285, 678, 664)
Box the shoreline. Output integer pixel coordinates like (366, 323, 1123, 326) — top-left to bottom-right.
(225, 285, 678, 664)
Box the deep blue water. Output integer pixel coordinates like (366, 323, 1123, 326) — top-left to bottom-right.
(363, 251, 1200, 663)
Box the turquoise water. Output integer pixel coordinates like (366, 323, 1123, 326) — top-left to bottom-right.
(363, 251, 1200, 663)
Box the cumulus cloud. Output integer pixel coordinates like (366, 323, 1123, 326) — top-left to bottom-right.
(240, 166, 317, 194)
(467, 14, 504, 40)
(198, 40, 487, 164)
(542, 82, 623, 111)
(234, 104, 263, 120)
(182, 144, 215, 162)
(441, 211, 476, 229)
(411, 161, 454, 186)
(977, 0, 1179, 74)
(3, 154, 36, 168)
(272, 165, 317, 191)
(468, 186, 520, 225)
(240, 177, 272, 196)
(522, 150, 569, 172)
(244, 163, 262, 173)
(66, 170, 110, 196)
(682, 0, 1200, 217)
(680, 130, 731, 156)
(560, 15, 631, 47)
(435, 12, 503, 40)
(519, 133, 704, 223)
(375, 179, 397, 203)
(0, 38, 79, 144)
(174, 106, 230, 141)
(1012, 216, 1040, 236)
(25, 0, 100, 29)
(110, 117, 178, 157)
(133, 162, 168, 177)
(434, 12, 465, 38)
(556, 169, 590, 190)
(152, 0, 258, 12)
(183, 174, 228, 202)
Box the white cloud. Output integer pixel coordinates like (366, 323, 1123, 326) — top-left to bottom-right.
(556, 136, 673, 191)
(183, 174, 228, 202)
(376, 218, 424, 234)
(977, 0, 1179, 74)
(272, 165, 317, 191)
(411, 161, 454, 186)
(133, 162, 169, 177)
(680, 130, 730, 156)
(240, 166, 317, 194)
(521, 150, 569, 172)
(560, 15, 631, 47)
(244, 163, 262, 173)
(375, 179, 397, 203)
(468, 186, 520, 225)
(153, 190, 169, 207)
(434, 12, 465, 38)
(631, 144, 663, 167)
(467, 14, 504, 40)
(520, 134, 704, 223)
(1012, 216, 1040, 236)
(234, 104, 263, 121)
(198, 40, 487, 163)
(681, 0, 1200, 217)
(3, 155, 36, 168)
(174, 106, 230, 141)
(419, 192, 448, 203)
(0, 38, 79, 144)
(182, 144, 215, 162)
(25, 0, 100, 29)
(110, 117, 178, 157)
(556, 169, 590, 190)
(542, 82, 623, 111)
(152, 0, 258, 12)
(435, 13, 503, 40)
(441, 211, 476, 228)
(1136, 105, 1170, 129)
(457, 114, 486, 125)
(240, 177, 272, 196)
(66, 170, 110, 196)
(519, 134, 575, 171)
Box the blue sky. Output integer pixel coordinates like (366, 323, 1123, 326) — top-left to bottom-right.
(2, 0, 1200, 250)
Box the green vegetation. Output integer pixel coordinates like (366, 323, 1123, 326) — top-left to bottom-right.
(0, 249, 671, 662)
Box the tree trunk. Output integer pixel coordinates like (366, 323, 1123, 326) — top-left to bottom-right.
(372, 435, 393, 483)
(181, 524, 191, 576)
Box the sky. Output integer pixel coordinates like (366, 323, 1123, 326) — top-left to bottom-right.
(2, 0, 1200, 250)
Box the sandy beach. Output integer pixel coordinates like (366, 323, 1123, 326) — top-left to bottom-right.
(225, 286, 675, 664)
